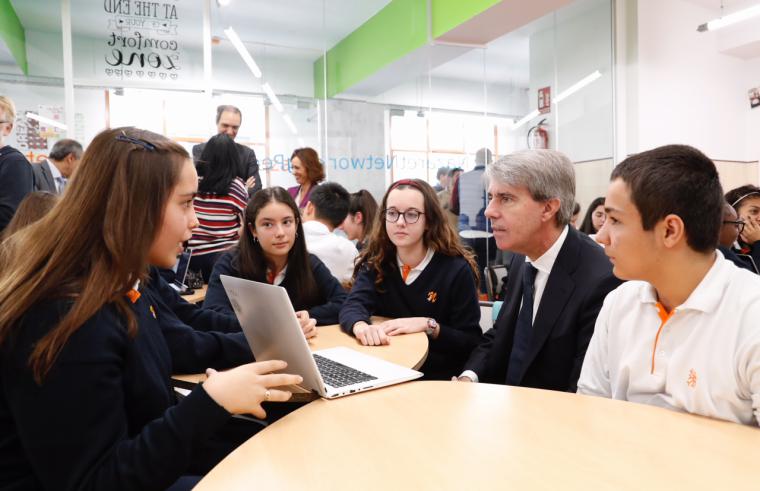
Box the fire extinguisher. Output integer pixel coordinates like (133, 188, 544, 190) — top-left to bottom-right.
(527, 118, 549, 149)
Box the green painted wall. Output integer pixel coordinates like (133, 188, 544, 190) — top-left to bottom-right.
(0, 0, 27, 75)
(314, 0, 428, 98)
(430, 0, 500, 38)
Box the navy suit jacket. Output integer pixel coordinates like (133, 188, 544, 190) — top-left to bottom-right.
(192, 141, 262, 195)
(32, 160, 58, 194)
(463, 227, 621, 392)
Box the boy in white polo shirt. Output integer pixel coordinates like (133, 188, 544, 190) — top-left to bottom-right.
(577, 144, 760, 426)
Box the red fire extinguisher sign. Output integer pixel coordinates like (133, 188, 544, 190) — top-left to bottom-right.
(538, 86, 551, 114)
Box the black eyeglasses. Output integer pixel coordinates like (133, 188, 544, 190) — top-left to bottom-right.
(115, 132, 156, 151)
(723, 220, 745, 234)
(384, 208, 424, 224)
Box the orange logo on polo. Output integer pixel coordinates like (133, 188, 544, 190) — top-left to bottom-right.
(427, 291, 438, 303)
(687, 369, 697, 388)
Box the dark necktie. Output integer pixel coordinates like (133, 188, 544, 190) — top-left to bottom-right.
(506, 263, 538, 385)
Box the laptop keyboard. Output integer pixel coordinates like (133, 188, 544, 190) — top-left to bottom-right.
(313, 354, 378, 388)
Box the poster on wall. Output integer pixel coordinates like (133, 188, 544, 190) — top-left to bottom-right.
(8, 107, 83, 163)
(750, 87, 760, 109)
(102, 0, 182, 83)
(538, 86, 551, 114)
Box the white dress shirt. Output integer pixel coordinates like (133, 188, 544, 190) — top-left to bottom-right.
(396, 248, 435, 285)
(302, 220, 358, 283)
(47, 159, 66, 193)
(461, 226, 569, 382)
(578, 252, 760, 426)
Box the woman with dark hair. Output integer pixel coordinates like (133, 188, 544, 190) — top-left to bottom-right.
(339, 179, 482, 380)
(204, 187, 346, 327)
(188, 133, 248, 282)
(287, 147, 325, 210)
(340, 189, 378, 251)
(1, 191, 57, 240)
(725, 184, 760, 270)
(579, 196, 606, 236)
(0, 127, 301, 490)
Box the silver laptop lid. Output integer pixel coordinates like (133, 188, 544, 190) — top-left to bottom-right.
(219, 274, 327, 395)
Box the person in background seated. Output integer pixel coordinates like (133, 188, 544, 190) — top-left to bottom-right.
(32, 139, 83, 194)
(570, 202, 581, 228)
(577, 144, 760, 426)
(0, 127, 301, 490)
(0, 95, 33, 234)
(1, 191, 57, 240)
(288, 147, 325, 210)
(192, 104, 262, 196)
(205, 187, 346, 327)
(433, 166, 449, 192)
(579, 196, 606, 239)
(340, 178, 482, 380)
(340, 189, 378, 251)
(455, 150, 620, 392)
(189, 133, 247, 283)
(717, 202, 756, 273)
(724, 184, 760, 272)
(302, 182, 359, 285)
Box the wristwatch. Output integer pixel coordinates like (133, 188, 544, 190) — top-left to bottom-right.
(425, 318, 439, 337)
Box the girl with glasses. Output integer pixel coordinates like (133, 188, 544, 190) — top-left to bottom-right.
(0, 128, 301, 490)
(339, 179, 482, 380)
(725, 185, 760, 273)
(204, 187, 347, 329)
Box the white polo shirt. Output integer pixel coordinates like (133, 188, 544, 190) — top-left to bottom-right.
(302, 220, 358, 283)
(577, 252, 760, 426)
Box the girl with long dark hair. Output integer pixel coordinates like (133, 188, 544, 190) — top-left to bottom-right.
(340, 189, 378, 251)
(204, 187, 346, 328)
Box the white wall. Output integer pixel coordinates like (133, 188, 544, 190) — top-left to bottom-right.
(633, 0, 760, 164)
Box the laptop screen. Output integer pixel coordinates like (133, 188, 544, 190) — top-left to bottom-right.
(174, 250, 192, 287)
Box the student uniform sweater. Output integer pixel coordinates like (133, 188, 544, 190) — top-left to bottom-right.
(204, 250, 347, 326)
(0, 287, 252, 491)
(339, 252, 482, 379)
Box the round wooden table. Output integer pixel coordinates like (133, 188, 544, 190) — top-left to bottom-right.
(195, 381, 760, 490)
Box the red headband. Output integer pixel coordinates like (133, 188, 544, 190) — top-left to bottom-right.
(389, 179, 425, 192)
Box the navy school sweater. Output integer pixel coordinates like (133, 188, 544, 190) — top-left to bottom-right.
(0, 287, 253, 491)
(204, 250, 347, 326)
(339, 252, 483, 379)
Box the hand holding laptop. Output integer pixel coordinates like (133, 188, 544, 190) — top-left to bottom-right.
(296, 310, 318, 339)
(203, 360, 303, 418)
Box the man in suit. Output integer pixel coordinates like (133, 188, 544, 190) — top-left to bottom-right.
(0, 95, 33, 233)
(192, 104, 262, 196)
(32, 139, 82, 194)
(456, 149, 620, 392)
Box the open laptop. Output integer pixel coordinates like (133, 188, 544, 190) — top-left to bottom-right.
(220, 275, 422, 399)
(169, 250, 192, 294)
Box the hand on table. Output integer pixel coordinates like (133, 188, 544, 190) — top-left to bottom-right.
(353, 321, 390, 346)
(296, 310, 317, 339)
(377, 317, 428, 336)
(203, 360, 302, 418)
(451, 376, 474, 382)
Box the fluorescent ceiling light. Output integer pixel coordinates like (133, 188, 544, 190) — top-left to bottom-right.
(698, 4, 760, 32)
(224, 27, 261, 78)
(283, 114, 298, 135)
(26, 112, 67, 131)
(511, 109, 539, 129)
(262, 83, 284, 113)
(554, 70, 602, 104)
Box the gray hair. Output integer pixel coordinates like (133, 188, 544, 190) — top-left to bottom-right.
(215, 104, 242, 124)
(485, 149, 576, 226)
(49, 139, 83, 161)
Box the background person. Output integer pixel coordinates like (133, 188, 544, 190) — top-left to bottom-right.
(188, 133, 248, 282)
(0, 95, 33, 234)
(340, 189, 378, 251)
(724, 184, 760, 271)
(32, 139, 82, 194)
(288, 147, 325, 210)
(579, 196, 606, 236)
(192, 104, 262, 196)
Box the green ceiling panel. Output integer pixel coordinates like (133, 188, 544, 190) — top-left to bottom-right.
(0, 0, 27, 75)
